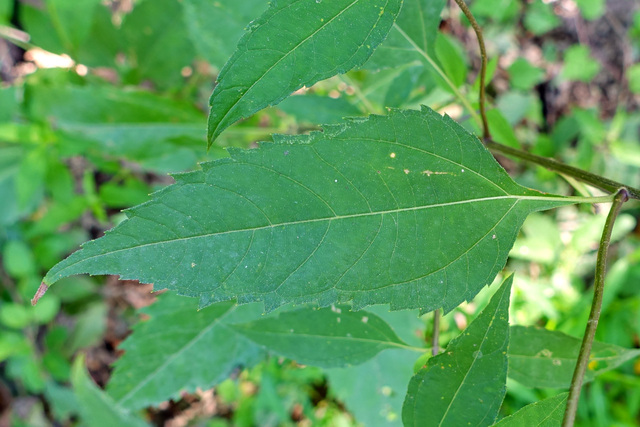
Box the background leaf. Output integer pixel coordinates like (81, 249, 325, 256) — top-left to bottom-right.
(107, 293, 264, 410)
(207, 0, 402, 143)
(327, 349, 419, 426)
(182, 0, 268, 68)
(44, 108, 572, 314)
(402, 275, 513, 427)
(365, 0, 446, 70)
(508, 326, 640, 389)
(232, 306, 419, 367)
(71, 354, 150, 427)
(492, 393, 568, 426)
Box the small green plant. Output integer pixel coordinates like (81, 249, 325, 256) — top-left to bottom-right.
(10, 0, 639, 425)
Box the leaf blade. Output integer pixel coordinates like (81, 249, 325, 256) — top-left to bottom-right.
(71, 354, 150, 427)
(232, 306, 415, 367)
(44, 108, 571, 313)
(492, 393, 568, 427)
(207, 0, 403, 144)
(508, 325, 640, 389)
(107, 293, 264, 410)
(402, 275, 513, 427)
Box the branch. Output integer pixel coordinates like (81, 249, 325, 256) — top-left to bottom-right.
(562, 188, 629, 426)
(485, 139, 640, 200)
(453, 0, 491, 139)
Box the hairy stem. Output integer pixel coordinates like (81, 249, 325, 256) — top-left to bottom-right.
(432, 309, 440, 356)
(485, 139, 640, 200)
(562, 188, 629, 426)
(453, 0, 491, 139)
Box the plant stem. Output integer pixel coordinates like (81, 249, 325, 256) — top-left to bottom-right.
(485, 139, 640, 200)
(562, 188, 629, 426)
(432, 309, 440, 356)
(453, 0, 491, 139)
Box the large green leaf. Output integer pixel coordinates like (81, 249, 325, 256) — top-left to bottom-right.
(508, 326, 640, 389)
(44, 107, 572, 313)
(402, 275, 513, 427)
(232, 306, 420, 367)
(107, 293, 264, 410)
(492, 393, 568, 427)
(327, 349, 418, 426)
(207, 0, 403, 144)
(71, 355, 149, 427)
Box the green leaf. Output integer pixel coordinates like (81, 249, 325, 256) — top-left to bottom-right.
(119, 0, 196, 88)
(107, 293, 264, 410)
(523, 0, 560, 35)
(561, 45, 600, 83)
(44, 108, 572, 314)
(365, 0, 446, 70)
(28, 85, 207, 171)
(182, 0, 268, 68)
(232, 306, 417, 367)
(434, 33, 468, 88)
(492, 393, 567, 427)
(486, 109, 521, 149)
(508, 326, 640, 389)
(327, 349, 418, 426)
(21, 0, 102, 54)
(508, 58, 545, 91)
(575, 0, 605, 21)
(207, 0, 402, 144)
(278, 94, 363, 124)
(71, 354, 150, 427)
(402, 275, 513, 427)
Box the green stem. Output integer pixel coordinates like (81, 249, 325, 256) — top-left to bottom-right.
(485, 139, 640, 200)
(453, 0, 491, 139)
(392, 23, 483, 128)
(562, 188, 629, 426)
(432, 309, 440, 356)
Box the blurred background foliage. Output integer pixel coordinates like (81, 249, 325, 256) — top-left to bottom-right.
(0, 0, 639, 425)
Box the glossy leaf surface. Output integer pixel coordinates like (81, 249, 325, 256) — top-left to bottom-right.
(233, 306, 416, 367)
(492, 393, 568, 427)
(207, 0, 402, 143)
(107, 293, 264, 410)
(402, 275, 512, 427)
(44, 108, 571, 313)
(508, 326, 640, 389)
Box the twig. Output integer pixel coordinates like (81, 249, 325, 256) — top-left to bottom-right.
(452, 0, 491, 139)
(485, 139, 640, 201)
(562, 188, 629, 426)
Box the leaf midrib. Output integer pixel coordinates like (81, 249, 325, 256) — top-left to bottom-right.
(437, 287, 508, 426)
(47, 194, 559, 281)
(236, 328, 424, 352)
